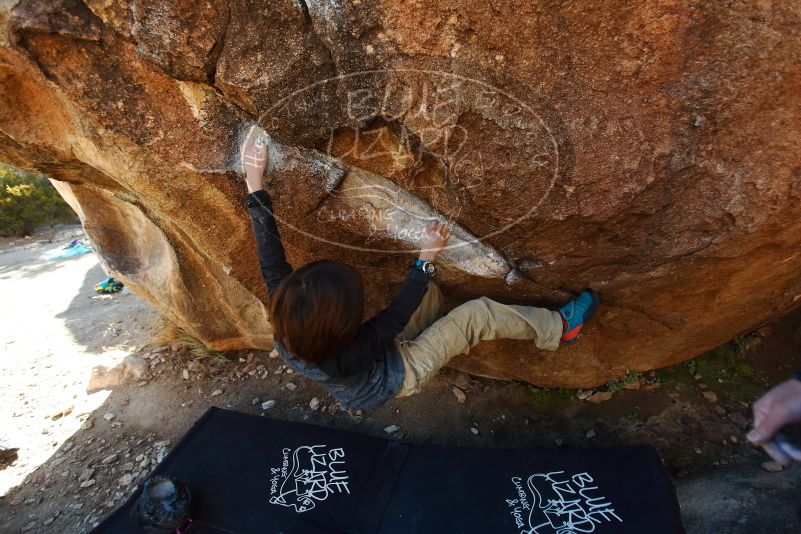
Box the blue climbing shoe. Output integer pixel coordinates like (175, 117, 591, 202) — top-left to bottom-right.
(559, 289, 599, 344)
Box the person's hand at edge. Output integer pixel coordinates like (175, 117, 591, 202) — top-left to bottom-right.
(747, 377, 801, 464)
(241, 126, 269, 194)
(419, 221, 451, 262)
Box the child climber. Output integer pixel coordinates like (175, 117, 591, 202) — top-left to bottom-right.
(241, 131, 598, 409)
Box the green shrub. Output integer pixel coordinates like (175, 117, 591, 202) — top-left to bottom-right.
(0, 163, 78, 236)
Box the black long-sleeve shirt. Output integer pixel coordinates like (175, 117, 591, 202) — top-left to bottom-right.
(245, 189, 430, 407)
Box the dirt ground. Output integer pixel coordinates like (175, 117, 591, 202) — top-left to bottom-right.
(1, 225, 799, 533)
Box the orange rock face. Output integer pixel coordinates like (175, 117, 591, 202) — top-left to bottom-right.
(1, 0, 800, 386)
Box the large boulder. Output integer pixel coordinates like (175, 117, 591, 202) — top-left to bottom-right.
(1, 0, 800, 387)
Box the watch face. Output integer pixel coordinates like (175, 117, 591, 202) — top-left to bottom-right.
(423, 262, 435, 275)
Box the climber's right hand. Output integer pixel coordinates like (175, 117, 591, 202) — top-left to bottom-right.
(241, 126, 270, 193)
(747, 378, 801, 464)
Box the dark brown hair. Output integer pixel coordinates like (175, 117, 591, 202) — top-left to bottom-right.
(269, 260, 364, 364)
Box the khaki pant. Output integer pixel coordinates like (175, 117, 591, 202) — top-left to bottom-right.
(394, 282, 563, 397)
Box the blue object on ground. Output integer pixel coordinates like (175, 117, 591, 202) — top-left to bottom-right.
(95, 277, 124, 294)
(45, 241, 93, 259)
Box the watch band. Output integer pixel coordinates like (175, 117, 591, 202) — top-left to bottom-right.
(411, 259, 435, 276)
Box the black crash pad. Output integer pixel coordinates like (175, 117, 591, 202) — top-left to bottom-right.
(94, 407, 684, 533)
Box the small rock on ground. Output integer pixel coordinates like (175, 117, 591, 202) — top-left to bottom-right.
(587, 391, 613, 403)
(622, 380, 642, 391)
(761, 461, 784, 473)
(120, 354, 149, 380)
(454, 373, 471, 390)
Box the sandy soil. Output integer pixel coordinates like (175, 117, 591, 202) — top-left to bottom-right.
(0, 225, 799, 533)
(0, 227, 158, 497)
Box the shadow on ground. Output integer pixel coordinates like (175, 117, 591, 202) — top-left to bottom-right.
(53, 263, 156, 355)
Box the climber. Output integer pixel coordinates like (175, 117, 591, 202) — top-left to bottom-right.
(240, 128, 599, 409)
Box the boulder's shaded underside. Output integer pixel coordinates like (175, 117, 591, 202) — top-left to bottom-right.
(2, 0, 800, 387)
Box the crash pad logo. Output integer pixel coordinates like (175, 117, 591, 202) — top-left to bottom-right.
(268, 445, 350, 513)
(506, 470, 622, 533)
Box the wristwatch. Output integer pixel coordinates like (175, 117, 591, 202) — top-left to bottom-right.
(411, 259, 436, 276)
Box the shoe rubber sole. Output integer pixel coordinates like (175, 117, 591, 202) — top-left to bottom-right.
(562, 289, 599, 345)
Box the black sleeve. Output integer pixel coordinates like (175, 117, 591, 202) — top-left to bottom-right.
(361, 267, 432, 339)
(324, 267, 431, 377)
(245, 190, 293, 297)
